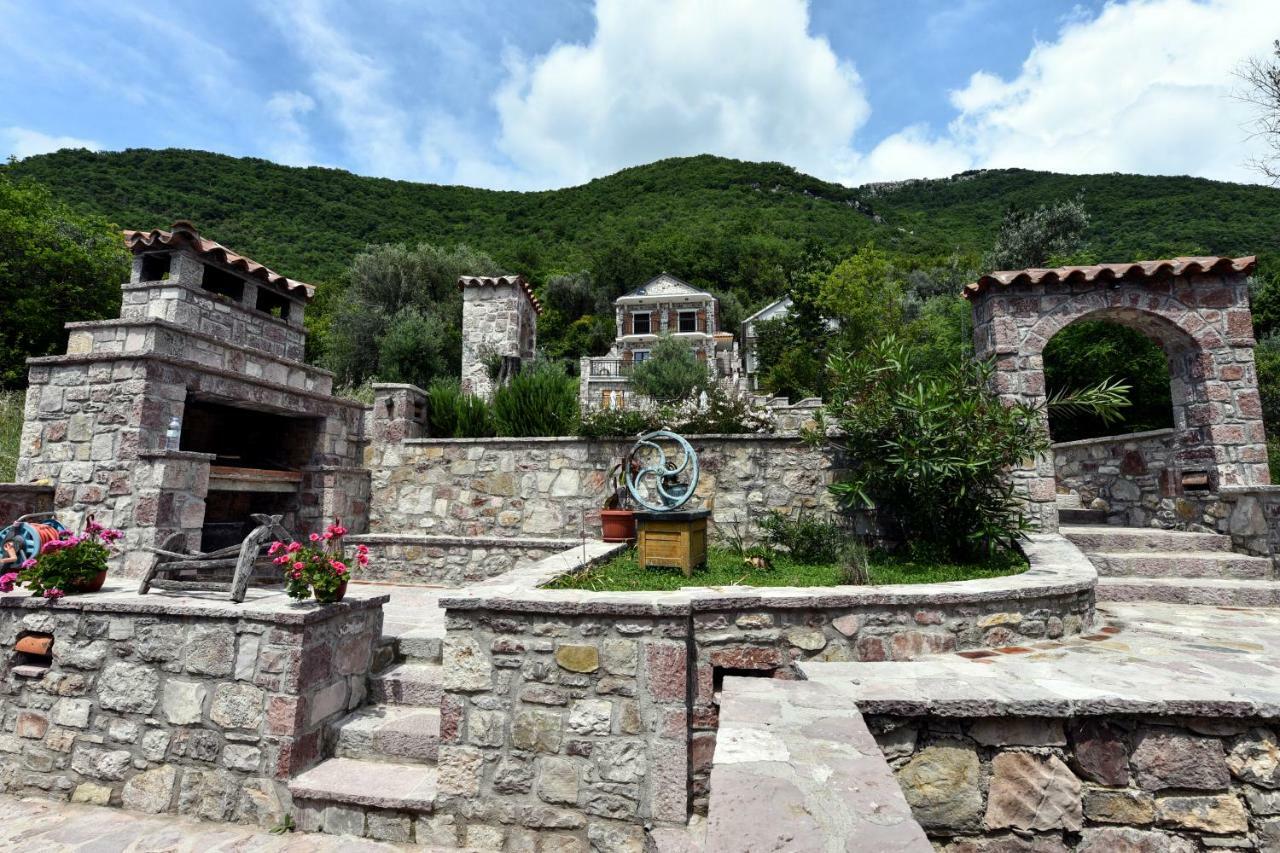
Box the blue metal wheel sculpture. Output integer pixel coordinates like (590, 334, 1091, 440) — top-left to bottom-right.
(625, 430, 699, 512)
(0, 517, 66, 570)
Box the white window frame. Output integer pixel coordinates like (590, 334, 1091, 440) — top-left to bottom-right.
(631, 311, 652, 335)
(632, 350, 651, 363)
(677, 309, 698, 333)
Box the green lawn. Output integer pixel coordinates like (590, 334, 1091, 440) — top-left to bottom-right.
(547, 546, 1028, 592)
(0, 390, 22, 482)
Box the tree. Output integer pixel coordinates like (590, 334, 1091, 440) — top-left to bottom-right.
(1239, 39, 1280, 184)
(630, 334, 710, 402)
(0, 173, 128, 386)
(814, 245, 902, 347)
(983, 197, 1090, 271)
(323, 242, 501, 388)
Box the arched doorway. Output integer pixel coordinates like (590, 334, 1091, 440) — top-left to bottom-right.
(967, 257, 1268, 532)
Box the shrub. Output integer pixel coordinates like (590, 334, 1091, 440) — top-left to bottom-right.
(576, 386, 773, 437)
(578, 406, 656, 439)
(426, 378, 462, 437)
(758, 509, 843, 563)
(455, 393, 495, 438)
(0, 390, 22, 482)
(492, 361, 579, 437)
(818, 336, 1049, 560)
(630, 334, 710, 402)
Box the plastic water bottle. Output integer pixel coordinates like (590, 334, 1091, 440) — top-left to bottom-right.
(165, 416, 182, 451)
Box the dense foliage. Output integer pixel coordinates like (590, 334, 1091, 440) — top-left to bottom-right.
(629, 334, 710, 402)
(819, 337, 1051, 560)
(491, 361, 580, 437)
(0, 172, 129, 386)
(576, 386, 771, 437)
(15, 519, 121, 599)
(757, 509, 843, 564)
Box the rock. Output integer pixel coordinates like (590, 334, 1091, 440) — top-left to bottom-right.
(594, 741, 644, 783)
(1227, 727, 1280, 788)
(438, 746, 484, 796)
(567, 699, 613, 736)
(162, 680, 207, 725)
(586, 821, 646, 853)
(1258, 817, 1280, 851)
(70, 746, 132, 781)
(493, 759, 534, 794)
(221, 744, 261, 772)
(135, 624, 183, 662)
(177, 769, 239, 821)
(1083, 788, 1155, 825)
(895, 742, 983, 831)
(601, 639, 637, 675)
(784, 629, 827, 651)
(945, 835, 1069, 853)
(184, 627, 236, 676)
(234, 778, 286, 827)
(1078, 827, 1196, 853)
(875, 727, 917, 762)
(831, 613, 861, 637)
(209, 683, 265, 730)
(70, 782, 112, 805)
(51, 698, 91, 729)
(468, 709, 506, 748)
(555, 644, 600, 673)
(443, 637, 491, 691)
(55, 640, 108, 669)
(97, 662, 159, 713)
(1155, 793, 1247, 834)
(969, 718, 1067, 747)
(140, 730, 171, 762)
(537, 756, 579, 804)
(512, 709, 563, 753)
(1132, 729, 1229, 791)
(985, 752, 1082, 832)
(1245, 785, 1280, 815)
(121, 764, 176, 813)
(1070, 719, 1129, 786)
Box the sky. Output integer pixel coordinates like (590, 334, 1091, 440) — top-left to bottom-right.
(1, 0, 1278, 190)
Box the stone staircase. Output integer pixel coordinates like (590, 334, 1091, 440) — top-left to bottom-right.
(289, 626, 453, 845)
(1062, 524, 1280, 606)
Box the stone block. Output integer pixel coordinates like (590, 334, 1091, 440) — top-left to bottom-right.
(512, 709, 564, 753)
(555, 643, 600, 673)
(1226, 727, 1280, 788)
(567, 699, 612, 736)
(969, 717, 1066, 747)
(1070, 718, 1130, 786)
(97, 662, 159, 713)
(71, 782, 112, 805)
(121, 764, 177, 813)
(70, 745, 131, 781)
(985, 751, 1082, 832)
(537, 756, 579, 804)
(209, 682, 266, 730)
(1078, 827, 1196, 853)
(1154, 793, 1248, 834)
(52, 698, 91, 729)
(443, 637, 492, 691)
(1132, 729, 1229, 791)
(896, 741, 982, 831)
(645, 642, 689, 702)
(162, 680, 208, 725)
(438, 745, 484, 796)
(1083, 787, 1155, 825)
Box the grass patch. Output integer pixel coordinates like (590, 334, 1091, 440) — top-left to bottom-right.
(547, 546, 1028, 592)
(0, 390, 22, 482)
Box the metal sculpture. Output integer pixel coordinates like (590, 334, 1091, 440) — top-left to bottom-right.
(0, 514, 66, 571)
(624, 430, 699, 512)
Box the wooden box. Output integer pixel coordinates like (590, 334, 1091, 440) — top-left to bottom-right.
(635, 510, 709, 577)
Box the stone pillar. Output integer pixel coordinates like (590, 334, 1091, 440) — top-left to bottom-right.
(459, 276, 540, 401)
(124, 449, 212, 576)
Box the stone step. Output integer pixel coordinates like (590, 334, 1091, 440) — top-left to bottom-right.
(369, 662, 443, 707)
(396, 628, 444, 664)
(1058, 508, 1112, 525)
(1087, 551, 1272, 580)
(1096, 577, 1280, 607)
(333, 706, 440, 765)
(289, 757, 437, 813)
(1062, 524, 1233, 554)
(1055, 493, 1083, 509)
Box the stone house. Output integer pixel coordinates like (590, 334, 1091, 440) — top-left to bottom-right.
(580, 273, 740, 408)
(741, 295, 792, 391)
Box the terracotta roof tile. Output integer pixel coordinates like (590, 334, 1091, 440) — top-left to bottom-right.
(963, 256, 1256, 299)
(457, 274, 542, 314)
(124, 221, 315, 299)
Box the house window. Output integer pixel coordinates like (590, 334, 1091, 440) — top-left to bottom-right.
(678, 310, 697, 333)
(633, 350, 650, 363)
(632, 311, 651, 335)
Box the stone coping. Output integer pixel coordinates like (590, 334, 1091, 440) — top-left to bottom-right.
(137, 449, 217, 462)
(400, 432, 795, 447)
(26, 352, 365, 410)
(348, 533, 581, 549)
(1219, 484, 1280, 496)
(64, 316, 336, 378)
(1050, 426, 1175, 450)
(438, 533, 1096, 616)
(119, 279, 303, 333)
(0, 580, 389, 625)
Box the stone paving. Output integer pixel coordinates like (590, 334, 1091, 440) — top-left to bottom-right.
(801, 601, 1280, 716)
(0, 793, 470, 851)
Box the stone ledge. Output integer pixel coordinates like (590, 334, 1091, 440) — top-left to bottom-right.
(0, 581, 389, 626)
(349, 533, 580, 550)
(439, 533, 1095, 616)
(0, 484, 54, 495)
(400, 433, 799, 446)
(1050, 427, 1176, 451)
(118, 279, 303, 334)
(137, 449, 217, 462)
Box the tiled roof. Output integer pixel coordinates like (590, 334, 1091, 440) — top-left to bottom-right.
(124, 221, 315, 299)
(963, 256, 1256, 298)
(457, 274, 542, 314)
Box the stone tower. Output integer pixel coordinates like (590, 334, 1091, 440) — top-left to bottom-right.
(458, 274, 540, 399)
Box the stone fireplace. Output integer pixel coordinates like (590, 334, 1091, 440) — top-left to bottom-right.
(14, 222, 369, 575)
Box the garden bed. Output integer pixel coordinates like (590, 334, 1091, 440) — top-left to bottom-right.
(547, 546, 1028, 591)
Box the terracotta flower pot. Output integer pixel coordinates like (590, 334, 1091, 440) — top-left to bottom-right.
(601, 509, 636, 543)
(69, 570, 108, 594)
(315, 580, 348, 604)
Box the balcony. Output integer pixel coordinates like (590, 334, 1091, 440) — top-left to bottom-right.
(585, 358, 634, 379)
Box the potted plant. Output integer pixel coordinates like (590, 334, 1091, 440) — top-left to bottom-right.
(600, 461, 637, 543)
(270, 520, 368, 603)
(16, 518, 122, 600)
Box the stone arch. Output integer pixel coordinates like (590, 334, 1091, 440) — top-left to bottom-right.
(967, 257, 1267, 531)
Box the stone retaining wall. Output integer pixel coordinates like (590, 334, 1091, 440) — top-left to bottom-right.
(0, 584, 386, 827)
(867, 713, 1280, 851)
(366, 434, 842, 540)
(346, 534, 580, 586)
(1052, 428, 1180, 526)
(435, 533, 1096, 841)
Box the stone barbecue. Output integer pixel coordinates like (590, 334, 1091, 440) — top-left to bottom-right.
(15, 222, 369, 576)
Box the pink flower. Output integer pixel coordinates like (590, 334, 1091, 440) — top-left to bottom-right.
(356, 554, 369, 567)
(293, 562, 305, 571)
(273, 555, 289, 565)
(287, 542, 302, 553)
(322, 531, 333, 540)
(43, 588, 64, 600)
(100, 529, 123, 543)
(19, 558, 36, 570)
(291, 569, 301, 579)
(85, 519, 104, 535)
(309, 533, 321, 543)
(268, 542, 283, 555)
(330, 560, 346, 573)
(327, 523, 348, 538)
(0, 572, 18, 593)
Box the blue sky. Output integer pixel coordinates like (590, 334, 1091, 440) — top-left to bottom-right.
(1, 0, 1276, 189)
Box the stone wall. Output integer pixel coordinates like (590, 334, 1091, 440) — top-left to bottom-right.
(347, 534, 582, 586)
(460, 279, 538, 401)
(868, 713, 1280, 850)
(0, 584, 385, 826)
(1053, 428, 1179, 526)
(0, 484, 54, 525)
(366, 434, 841, 540)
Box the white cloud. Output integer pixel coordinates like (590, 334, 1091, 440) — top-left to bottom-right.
(2, 127, 100, 161)
(264, 91, 317, 166)
(493, 0, 868, 187)
(859, 0, 1280, 184)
